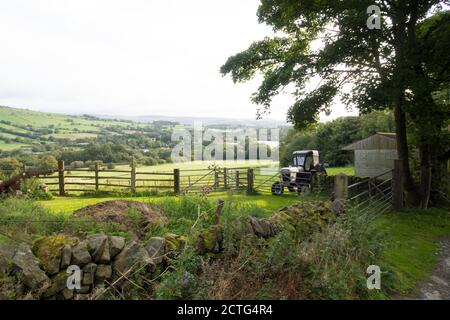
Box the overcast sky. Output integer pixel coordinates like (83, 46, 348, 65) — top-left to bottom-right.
(0, 0, 355, 122)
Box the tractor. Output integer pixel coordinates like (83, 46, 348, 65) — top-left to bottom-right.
(271, 150, 327, 195)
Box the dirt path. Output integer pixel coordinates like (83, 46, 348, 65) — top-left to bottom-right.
(412, 239, 450, 300)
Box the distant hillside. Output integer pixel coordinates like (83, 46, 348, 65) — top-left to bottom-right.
(95, 114, 286, 128)
(0, 106, 288, 152)
(0, 106, 176, 152)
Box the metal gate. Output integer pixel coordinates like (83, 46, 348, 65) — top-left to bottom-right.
(347, 170, 393, 218)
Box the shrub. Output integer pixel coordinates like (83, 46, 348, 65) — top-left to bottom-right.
(0, 272, 22, 300)
(70, 161, 85, 169)
(89, 160, 104, 170)
(190, 203, 385, 300)
(0, 198, 65, 243)
(0, 157, 22, 180)
(20, 178, 53, 200)
(154, 247, 201, 299)
(144, 157, 158, 166)
(298, 214, 383, 299)
(37, 155, 58, 171)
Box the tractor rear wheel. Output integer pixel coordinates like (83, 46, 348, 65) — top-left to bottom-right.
(271, 182, 284, 195)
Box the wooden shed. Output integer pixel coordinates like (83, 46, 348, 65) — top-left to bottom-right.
(342, 133, 398, 178)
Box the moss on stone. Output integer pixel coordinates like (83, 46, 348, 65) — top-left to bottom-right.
(164, 233, 187, 251)
(32, 235, 78, 274)
(196, 225, 223, 254)
(269, 201, 337, 239)
(44, 270, 70, 297)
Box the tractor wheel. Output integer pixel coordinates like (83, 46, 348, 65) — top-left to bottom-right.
(271, 182, 284, 195)
(287, 183, 297, 192)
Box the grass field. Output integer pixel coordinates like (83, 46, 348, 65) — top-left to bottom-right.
(326, 166, 355, 176)
(126, 160, 276, 172)
(374, 207, 450, 295)
(0, 106, 131, 129)
(42, 132, 99, 140)
(38, 192, 319, 216)
(0, 141, 30, 151)
(0, 123, 31, 134)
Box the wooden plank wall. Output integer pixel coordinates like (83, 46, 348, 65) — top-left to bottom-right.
(355, 149, 397, 178)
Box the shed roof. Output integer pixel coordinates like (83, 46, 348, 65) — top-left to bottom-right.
(342, 132, 397, 151)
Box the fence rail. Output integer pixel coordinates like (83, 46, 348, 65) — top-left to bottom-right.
(31, 160, 178, 195)
(29, 161, 281, 195)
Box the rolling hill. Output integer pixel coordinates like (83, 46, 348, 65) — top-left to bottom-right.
(0, 106, 174, 152)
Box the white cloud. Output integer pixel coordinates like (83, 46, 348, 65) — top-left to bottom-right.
(0, 0, 354, 122)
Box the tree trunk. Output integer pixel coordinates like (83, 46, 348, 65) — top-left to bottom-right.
(431, 138, 450, 204)
(419, 143, 432, 209)
(393, 99, 417, 200)
(391, 9, 418, 205)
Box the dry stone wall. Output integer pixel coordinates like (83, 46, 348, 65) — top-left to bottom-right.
(0, 233, 174, 300)
(0, 200, 339, 299)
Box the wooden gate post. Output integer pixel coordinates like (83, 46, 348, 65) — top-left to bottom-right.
(333, 173, 348, 202)
(173, 169, 180, 194)
(247, 168, 254, 193)
(235, 171, 240, 189)
(214, 170, 219, 189)
(223, 168, 228, 189)
(392, 160, 403, 210)
(58, 160, 65, 196)
(130, 160, 136, 193)
(94, 162, 99, 191)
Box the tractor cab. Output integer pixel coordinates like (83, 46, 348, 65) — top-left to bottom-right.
(272, 150, 326, 195)
(292, 150, 320, 172)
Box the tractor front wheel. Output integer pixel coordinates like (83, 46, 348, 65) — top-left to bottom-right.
(271, 182, 284, 195)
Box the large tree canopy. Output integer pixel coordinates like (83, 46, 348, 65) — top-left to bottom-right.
(221, 0, 450, 208)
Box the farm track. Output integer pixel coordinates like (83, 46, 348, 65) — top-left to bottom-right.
(398, 238, 450, 300)
(415, 238, 450, 300)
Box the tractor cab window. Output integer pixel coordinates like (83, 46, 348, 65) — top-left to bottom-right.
(304, 155, 313, 171)
(293, 154, 306, 167)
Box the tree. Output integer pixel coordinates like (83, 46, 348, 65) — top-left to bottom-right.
(0, 157, 23, 180)
(37, 155, 58, 171)
(409, 12, 450, 207)
(316, 117, 361, 166)
(280, 129, 317, 166)
(221, 1, 450, 208)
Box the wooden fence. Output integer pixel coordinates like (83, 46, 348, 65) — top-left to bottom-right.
(30, 160, 397, 198)
(36, 161, 279, 195)
(38, 160, 176, 195)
